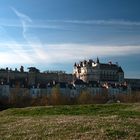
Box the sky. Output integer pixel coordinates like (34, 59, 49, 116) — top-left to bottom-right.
(0, 0, 140, 78)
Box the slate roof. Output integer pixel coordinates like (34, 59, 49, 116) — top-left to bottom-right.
(74, 79, 86, 85)
(99, 63, 118, 69)
(118, 67, 124, 73)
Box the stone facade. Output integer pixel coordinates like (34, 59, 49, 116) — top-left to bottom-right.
(0, 85, 10, 97)
(73, 58, 124, 83)
(0, 67, 73, 88)
(125, 78, 140, 91)
(0, 61, 138, 99)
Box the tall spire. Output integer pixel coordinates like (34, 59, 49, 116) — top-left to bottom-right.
(74, 62, 77, 67)
(97, 57, 99, 63)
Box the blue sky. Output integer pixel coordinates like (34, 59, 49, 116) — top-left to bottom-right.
(0, 0, 140, 78)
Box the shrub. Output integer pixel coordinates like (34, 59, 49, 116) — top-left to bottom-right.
(115, 92, 140, 103)
(50, 85, 63, 105)
(78, 90, 93, 104)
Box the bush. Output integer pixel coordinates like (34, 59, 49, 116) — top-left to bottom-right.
(115, 92, 140, 103)
(92, 92, 109, 104)
(50, 85, 63, 105)
(9, 87, 32, 107)
(78, 90, 93, 104)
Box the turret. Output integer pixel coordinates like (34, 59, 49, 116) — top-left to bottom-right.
(74, 62, 77, 67)
(118, 67, 124, 83)
(97, 57, 100, 63)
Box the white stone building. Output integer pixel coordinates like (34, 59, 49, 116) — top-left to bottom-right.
(73, 58, 124, 83)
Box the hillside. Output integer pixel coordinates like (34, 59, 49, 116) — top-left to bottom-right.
(0, 103, 140, 140)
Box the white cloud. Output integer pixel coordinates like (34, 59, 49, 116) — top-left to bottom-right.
(0, 41, 140, 65)
(0, 26, 35, 64)
(11, 7, 50, 63)
(1, 18, 140, 30)
(0, 51, 33, 64)
(0, 7, 140, 66)
(45, 44, 140, 62)
(0, 18, 63, 30)
(55, 19, 140, 26)
(11, 7, 32, 34)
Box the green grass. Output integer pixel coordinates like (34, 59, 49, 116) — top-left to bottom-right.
(0, 103, 140, 140)
(2, 103, 140, 117)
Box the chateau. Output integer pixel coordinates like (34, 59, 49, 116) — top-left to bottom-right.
(0, 58, 139, 98)
(73, 58, 124, 83)
(0, 58, 124, 88)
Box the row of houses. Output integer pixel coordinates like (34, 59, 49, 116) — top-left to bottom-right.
(0, 58, 138, 100)
(0, 79, 131, 99)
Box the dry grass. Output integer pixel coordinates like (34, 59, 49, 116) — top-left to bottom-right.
(0, 104, 140, 140)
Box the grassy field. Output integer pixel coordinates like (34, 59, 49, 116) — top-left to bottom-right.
(0, 103, 140, 140)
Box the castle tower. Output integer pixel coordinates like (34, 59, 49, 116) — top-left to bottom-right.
(97, 57, 100, 64)
(118, 67, 124, 83)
